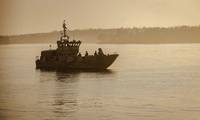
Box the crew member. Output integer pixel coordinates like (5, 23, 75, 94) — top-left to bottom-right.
(85, 51, 89, 56)
(98, 48, 104, 56)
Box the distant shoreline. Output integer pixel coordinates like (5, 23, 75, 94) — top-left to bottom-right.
(1, 26, 200, 44)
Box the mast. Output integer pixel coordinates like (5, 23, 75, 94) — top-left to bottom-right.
(63, 20, 67, 37)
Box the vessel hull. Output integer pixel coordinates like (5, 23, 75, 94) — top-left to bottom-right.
(36, 54, 118, 71)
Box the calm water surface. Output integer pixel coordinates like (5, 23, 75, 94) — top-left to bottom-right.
(0, 44, 200, 120)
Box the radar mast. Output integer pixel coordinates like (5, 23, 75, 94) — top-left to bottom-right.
(62, 20, 69, 41)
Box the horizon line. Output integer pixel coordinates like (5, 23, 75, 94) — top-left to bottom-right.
(1, 24, 200, 36)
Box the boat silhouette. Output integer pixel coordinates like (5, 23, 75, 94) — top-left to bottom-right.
(35, 20, 118, 71)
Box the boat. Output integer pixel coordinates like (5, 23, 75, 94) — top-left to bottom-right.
(35, 20, 118, 71)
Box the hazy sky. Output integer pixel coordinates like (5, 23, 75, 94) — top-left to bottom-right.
(0, 0, 200, 35)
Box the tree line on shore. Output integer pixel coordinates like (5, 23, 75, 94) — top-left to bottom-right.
(1, 25, 200, 44)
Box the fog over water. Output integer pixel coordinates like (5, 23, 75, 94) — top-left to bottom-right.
(0, 44, 200, 120)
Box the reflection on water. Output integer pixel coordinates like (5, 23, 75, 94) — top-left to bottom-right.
(1, 44, 200, 120)
(38, 71, 80, 119)
(37, 69, 115, 120)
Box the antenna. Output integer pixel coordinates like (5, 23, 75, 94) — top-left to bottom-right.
(63, 20, 67, 37)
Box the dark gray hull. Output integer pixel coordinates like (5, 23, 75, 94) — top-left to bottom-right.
(36, 54, 118, 71)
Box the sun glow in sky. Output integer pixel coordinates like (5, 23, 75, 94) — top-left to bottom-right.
(0, 0, 200, 35)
